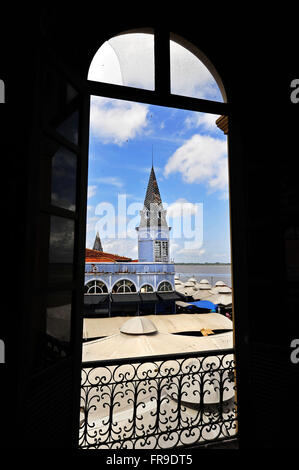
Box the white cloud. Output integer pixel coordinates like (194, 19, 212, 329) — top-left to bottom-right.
(95, 176, 123, 188)
(170, 41, 223, 101)
(184, 112, 220, 131)
(164, 134, 228, 198)
(90, 96, 149, 145)
(166, 198, 199, 218)
(101, 238, 138, 259)
(88, 185, 97, 199)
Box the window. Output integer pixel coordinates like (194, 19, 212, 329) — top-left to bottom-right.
(33, 22, 237, 452)
(169, 34, 225, 102)
(88, 31, 155, 90)
(157, 281, 173, 292)
(154, 240, 169, 262)
(112, 279, 137, 293)
(162, 241, 168, 257)
(86, 30, 228, 272)
(81, 30, 235, 450)
(140, 284, 154, 293)
(51, 146, 77, 211)
(84, 280, 108, 294)
(88, 30, 226, 101)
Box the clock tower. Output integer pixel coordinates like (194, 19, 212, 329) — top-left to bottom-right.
(136, 165, 171, 262)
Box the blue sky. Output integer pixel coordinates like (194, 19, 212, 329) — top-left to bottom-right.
(86, 98, 230, 263)
(86, 32, 230, 263)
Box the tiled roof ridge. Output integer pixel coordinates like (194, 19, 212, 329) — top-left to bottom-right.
(85, 248, 132, 261)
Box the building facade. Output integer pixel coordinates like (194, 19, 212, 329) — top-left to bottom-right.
(84, 165, 181, 316)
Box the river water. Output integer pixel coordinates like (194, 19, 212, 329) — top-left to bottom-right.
(175, 264, 232, 287)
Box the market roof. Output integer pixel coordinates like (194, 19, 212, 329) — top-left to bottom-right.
(203, 289, 232, 306)
(120, 317, 157, 335)
(184, 281, 196, 287)
(199, 279, 210, 284)
(210, 281, 229, 294)
(192, 286, 213, 300)
(82, 328, 233, 361)
(218, 286, 232, 293)
(83, 313, 233, 340)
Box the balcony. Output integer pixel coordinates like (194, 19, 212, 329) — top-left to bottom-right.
(79, 348, 237, 449)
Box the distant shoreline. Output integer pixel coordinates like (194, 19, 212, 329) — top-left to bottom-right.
(175, 263, 231, 266)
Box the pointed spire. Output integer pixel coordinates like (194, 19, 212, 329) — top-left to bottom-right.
(143, 165, 162, 210)
(92, 231, 103, 252)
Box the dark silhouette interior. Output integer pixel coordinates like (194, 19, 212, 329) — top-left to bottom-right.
(0, 6, 298, 450)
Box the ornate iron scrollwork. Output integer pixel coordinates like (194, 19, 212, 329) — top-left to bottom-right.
(79, 349, 237, 449)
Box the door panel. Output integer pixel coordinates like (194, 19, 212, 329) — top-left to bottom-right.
(24, 44, 89, 448)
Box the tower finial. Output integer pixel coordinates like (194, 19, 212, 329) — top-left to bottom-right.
(152, 144, 154, 168)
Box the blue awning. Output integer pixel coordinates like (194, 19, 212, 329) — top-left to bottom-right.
(186, 300, 217, 310)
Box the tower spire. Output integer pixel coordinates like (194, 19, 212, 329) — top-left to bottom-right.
(93, 231, 103, 252)
(137, 162, 171, 263)
(143, 165, 162, 210)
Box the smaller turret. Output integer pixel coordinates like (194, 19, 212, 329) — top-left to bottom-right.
(92, 231, 103, 252)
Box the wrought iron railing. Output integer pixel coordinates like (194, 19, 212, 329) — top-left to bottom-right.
(79, 348, 237, 449)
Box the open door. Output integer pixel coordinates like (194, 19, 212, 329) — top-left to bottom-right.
(22, 40, 89, 448)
